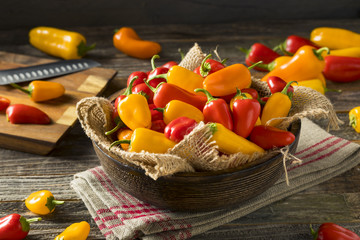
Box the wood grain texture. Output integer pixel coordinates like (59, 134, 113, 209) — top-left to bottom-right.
(0, 19, 359, 239)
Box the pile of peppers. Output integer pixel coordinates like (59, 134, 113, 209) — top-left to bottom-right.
(239, 26, 360, 134)
(108, 54, 298, 155)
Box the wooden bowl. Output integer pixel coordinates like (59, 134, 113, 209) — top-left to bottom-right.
(93, 120, 301, 212)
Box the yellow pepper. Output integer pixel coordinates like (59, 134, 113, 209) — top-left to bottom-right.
(310, 27, 360, 50)
(25, 190, 64, 215)
(203, 63, 252, 96)
(209, 122, 264, 155)
(117, 93, 152, 131)
(260, 46, 329, 83)
(330, 47, 360, 58)
(11, 81, 65, 102)
(148, 65, 204, 95)
(349, 106, 360, 133)
(29, 26, 95, 60)
(261, 81, 294, 127)
(54, 221, 90, 240)
(110, 128, 176, 153)
(291, 79, 340, 95)
(155, 100, 204, 124)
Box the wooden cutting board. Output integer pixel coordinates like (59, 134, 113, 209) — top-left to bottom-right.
(0, 51, 117, 155)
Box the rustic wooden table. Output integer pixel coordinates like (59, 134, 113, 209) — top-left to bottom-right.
(0, 19, 359, 239)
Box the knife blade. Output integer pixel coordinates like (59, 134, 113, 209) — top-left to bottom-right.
(0, 59, 101, 85)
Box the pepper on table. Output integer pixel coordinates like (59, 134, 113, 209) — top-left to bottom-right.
(29, 26, 95, 60)
(323, 55, 360, 83)
(273, 35, 320, 55)
(310, 222, 360, 240)
(113, 27, 161, 59)
(110, 128, 176, 153)
(260, 46, 329, 83)
(54, 221, 90, 240)
(208, 122, 264, 155)
(310, 27, 360, 49)
(239, 43, 281, 71)
(25, 190, 64, 215)
(6, 104, 51, 124)
(349, 106, 360, 133)
(0, 213, 41, 240)
(164, 116, 198, 143)
(10, 80, 65, 102)
(194, 88, 233, 131)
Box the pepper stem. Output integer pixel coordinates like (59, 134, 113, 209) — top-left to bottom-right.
(153, 107, 164, 113)
(349, 113, 357, 128)
(20, 216, 42, 232)
(313, 47, 330, 60)
(208, 122, 218, 134)
(151, 55, 160, 70)
(199, 54, 212, 77)
(45, 196, 64, 213)
(109, 139, 131, 150)
(123, 76, 138, 96)
(194, 88, 217, 104)
(247, 61, 263, 70)
(77, 41, 96, 57)
(146, 73, 168, 83)
(10, 83, 31, 96)
(105, 118, 125, 136)
(234, 88, 250, 99)
(281, 81, 297, 100)
(178, 48, 184, 60)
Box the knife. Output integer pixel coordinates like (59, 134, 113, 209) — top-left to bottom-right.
(0, 59, 101, 85)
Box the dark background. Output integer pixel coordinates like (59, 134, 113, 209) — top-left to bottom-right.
(1, 0, 360, 30)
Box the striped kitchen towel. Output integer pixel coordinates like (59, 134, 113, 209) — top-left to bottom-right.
(71, 118, 360, 240)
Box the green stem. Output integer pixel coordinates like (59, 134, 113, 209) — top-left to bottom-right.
(146, 73, 168, 83)
(153, 108, 164, 113)
(237, 47, 250, 55)
(234, 88, 250, 99)
(10, 83, 31, 96)
(247, 61, 263, 70)
(313, 47, 330, 60)
(208, 122, 218, 134)
(194, 88, 217, 104)
(105, 119, 125, 136)
(151, 55, 160, 70)
(20, 216, 42, 232)
(123, 76, 138, 96)
(349, 113, 357, 128)
(109, 139, 131, 150)
(199, 54, 212, 77)
(281, 81, 297, 99)
(178, 48, 184, 60)
(325, 87, 342, 93)
(77, 41, 96, 57)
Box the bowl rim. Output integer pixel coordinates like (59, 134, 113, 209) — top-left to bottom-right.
(94, 119, 302, 179)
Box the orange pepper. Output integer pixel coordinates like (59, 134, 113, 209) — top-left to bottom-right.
(113, 27, 161, 59)
(10, 81, 65, 102)
(25, 190, 64, 215)
(115, 129, 133, 151)
(260, 46, 329, 83)
(203, 64, 252, 96)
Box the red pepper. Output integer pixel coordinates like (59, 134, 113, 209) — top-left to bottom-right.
(311, 223, 360, 240)
(147, 55, 168, 88)
(0, 213, 41, 240)
(132, 82, 154, 103)
(239, 43, 281, 71)
(249, 125, 295, 150)
(6, 104, 51, 124)
(194, 88, 233, 130)
(127, 71, 148, 87)
(150, 119, 167, 133)
(164, 116, 197, 143)
(274, 35, 320, 55)
(231, 89, 261, 138)
(146, 82, 207, 110)
(323, 55, 360, 83)
(161, 61, 178, 69)
(193, 54, 226, 77)
(266, 76, 294, 98)
(0, 97, 10, 111)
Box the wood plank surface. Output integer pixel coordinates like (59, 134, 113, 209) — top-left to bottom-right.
(0, 19, 359, 239)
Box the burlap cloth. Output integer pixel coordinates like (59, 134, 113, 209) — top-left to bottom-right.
(71, 117, 360, 239)
(76, 43, 343, 180)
